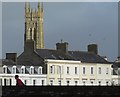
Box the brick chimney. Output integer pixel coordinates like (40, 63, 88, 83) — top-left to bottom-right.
(6, 53, 17, 62)
(88, 44, 98, 55)
(56, 42, 68, 53)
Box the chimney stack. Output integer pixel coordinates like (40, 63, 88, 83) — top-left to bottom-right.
(88, 44, 98, 55)
(56, 42, 68, 53)
(6, 53, 17, 62)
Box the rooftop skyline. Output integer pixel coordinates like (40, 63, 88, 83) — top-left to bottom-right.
(2, 2, 118, 62)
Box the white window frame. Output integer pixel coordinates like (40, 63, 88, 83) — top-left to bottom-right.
(50, 66, 53, 74)
(30, 66, 34, 74)
(12, 66, 16, 74)
(33, 79, 36, 86)
(98, 67, 101, 74)
(3, 65, 7, 74)
(41, 80, 44, 86)
(83, 67, 85, 74)
(91, 67, 94, 74)
(38, 66, 42, 74)
(21, 66, 25, 74)
(67, 67, 69, 74)
(24, 80, 27, 85)
(75, 67, 78, 74)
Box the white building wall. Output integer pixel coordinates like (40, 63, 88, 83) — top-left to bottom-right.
(96, 64, 112, 86)
(46, 59, 112, 86)
(0, 74, 47, 86)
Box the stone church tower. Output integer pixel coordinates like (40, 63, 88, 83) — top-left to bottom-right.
(24, 2, 44, 49)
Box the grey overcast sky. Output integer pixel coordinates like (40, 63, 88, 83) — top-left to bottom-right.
(2, 2, 118, 62)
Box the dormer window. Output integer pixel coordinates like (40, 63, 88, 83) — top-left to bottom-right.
(38, 66, 42, 74)
(30, 66, 34, 74)
(21, 66, 25, 74)
(3, 65, 7, 74)
(12, 66, 16, 74)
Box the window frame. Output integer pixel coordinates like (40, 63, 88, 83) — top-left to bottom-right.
(12, 66, 16, 74)
(41, 80, 44, 86)
(3, 65, 7, 74)
(91, 67, 94, 74)
(30, 66, 34, 74)
(75, 81, 78, 86)
(83, 67, 85, 74)
(33, 79, 36, 86)
(67, 67, 69, 74)
(75, 67, 78, 74)
(50, 66, 53, 74)
(98, 67, 101, 74)
(38, 66, 42, 74)
(50, 80, 53, 86)
(67, 80, 70, 86)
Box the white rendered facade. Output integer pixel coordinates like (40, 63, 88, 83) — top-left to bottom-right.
(0, 59, 116, 86)
(45, 59, 112, 86)
(0, 65, 47, 86)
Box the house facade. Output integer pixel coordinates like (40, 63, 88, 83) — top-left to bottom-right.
(0, 62, 47, 86)
(46, 59, 112, 86)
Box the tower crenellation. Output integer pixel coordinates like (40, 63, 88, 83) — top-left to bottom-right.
(24, 2, 44, 49)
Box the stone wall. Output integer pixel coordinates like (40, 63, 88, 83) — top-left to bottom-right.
(2, 86, 120, 97)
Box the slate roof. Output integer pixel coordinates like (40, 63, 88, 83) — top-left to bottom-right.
(36, 49, 109, 64)
(36, 49, 74, 60)
(2, 48, 110, 66)
(2, 59, 16, 66)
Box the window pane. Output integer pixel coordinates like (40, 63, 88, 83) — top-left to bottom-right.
(67, 81, 70, 86)
(12, 67, 16, 74)
(67, 67, 69, 74)
(91, 67, 93, 74)
(4, 79, 6, 86)
(33, 80, 36, 86)
(9, 79, 12, 86)
(50, 80, 53, 86)
(38, 68, 42, 74)
(42, 80, 44, 86)
(24, 80, 27, 85)
(21, 68, 24, 74)
(30, 67, 34, 74)
(50, 66, 53, 74)
(58, 80, 61, 86)
(3, 68, 6, 73)
(83, 67, 85, 74)
(98, 67, 101, 74)
(75, 81, 78, 86)
(75, 67, 77, 74)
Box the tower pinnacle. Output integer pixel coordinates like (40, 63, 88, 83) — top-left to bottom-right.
(24, 2, 44, 49)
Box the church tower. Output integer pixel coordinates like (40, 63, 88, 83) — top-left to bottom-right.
(24, 2, 44, 49)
